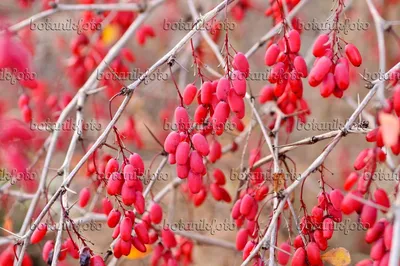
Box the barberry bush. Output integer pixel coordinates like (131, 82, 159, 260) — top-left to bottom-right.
(0, 0, 399, 265)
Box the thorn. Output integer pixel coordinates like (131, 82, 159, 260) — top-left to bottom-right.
(143, 123, 164, 149)
(65, 186, 77, 195)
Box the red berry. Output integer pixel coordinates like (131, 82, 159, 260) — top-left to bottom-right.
(345, 43, 362, 67)
(188, 171, 202, 194)
(192, 133, 209, 156)
(330, 189, 344, 210)
(200, 82, 213, 104)
(306, 242, 322, 265)
(162, 228, 177, 248)
(309, 56, 332, 87)
(78, 187, 90, 208)
(134, 191, 145, 214)
(242, 241, 255, 260)
(164, 131, 180, 154)
(134, 222, 149, 244)
(293, 56, 308, 77)
(322, 218, 334, 239)
(129, 153, 145, 176)
(374, 188, 390, 212)
(265, 44, 280, 66)
(216, 77, 230, 101)
(320, 72, 335, 98)
(313, 34, 330, 57)
(189, 151, 204, 174)
(232, 70, 247, 96)
(288, 29, 301, 53)
(183, 84, 197, 105)
(212, 169, 226, 185)
(149, 203, 163, 224)
(120, 217, 133, 241)
(31, 223, 47, 244)
(175, 142, 190, 165)
(292, 247, 306, 266)
(90, 255, 106, 266)
(277, 242, 291, 265)
(107, 209, 121, 228)
(233, 52, 250, 77)
(236, 228, 248, 250)
(334, 63, 350, 90)
(240, 194, 254, 216)
(131, 236, 147, 252)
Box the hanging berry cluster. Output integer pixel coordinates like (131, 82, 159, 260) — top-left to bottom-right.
(308, 0, 362, 98)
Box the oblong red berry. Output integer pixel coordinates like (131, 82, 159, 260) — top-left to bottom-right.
(175, 141, 190, 165)
(216, 77, 230, 101)
(374, 188, 390, 212)
(232, 70, 247, 97)
(233, 52, 249, 77)
(345, 43, 362, 67)
(235, 228, 248, 250)
(322, 218, 334, 239)
(292, 247, 306, 266)
(189, 151, 204, 174)
(306, 242, 322, 265)
(293, 56, 308, 78)
(121, 183, 136, 206)
(192, 133, 209, 156)
(277, 242, 291, 265)
(176, 163, 190, 179)
(240, 194, 254, 216)
(149, 203, 163, 224)
(107, 209, 121, 228)
(320, 72, 335, 98)
(228, 89, 245, 118)
(105, 158, 119, 178)
(208, 140, 222, 163)
(31, 223, 47, 244)
(175, 106, 190, 132)
(134, 191, 145, 214)
(194, 104, 208, 124)
(131, 236, 147, 252)
(212, 169, 226, 185)
(120, 217, 133, 241)
(200, 82, 213, 104)
(134, 222, 149, 244)
(164, 131, 180, 154)
(188, 171, 202, 194)
(161, 228, 177, 248)
(129, 153, 145, 176)
(334, 63, 349, 90)
(212, 101, 230, 130)
(265, 44, 280, 66)
(183, 84, 197, 105)
(78, 187, 91, 208)
(107, 172, 124, 196)
(309, 56, 332, 87)
(330, 189, 344, 210)
(288, 29, 301, 53)
(313, 34, 330, 57)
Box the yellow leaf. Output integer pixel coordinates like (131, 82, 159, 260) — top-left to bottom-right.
(3, 217, 13, 235)
(379, 113, 400, 147)
(321, 247, 351, 266)
(126, 244, 152, 260)
(102, 24, 121, 45)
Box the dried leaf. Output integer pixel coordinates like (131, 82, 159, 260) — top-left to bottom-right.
(321, 247, 351, 266)
(102, 24, 121, 45)
(126, 244, 152, 259)
(379, 113, 400, 147)
(273, 173, 285, 192)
